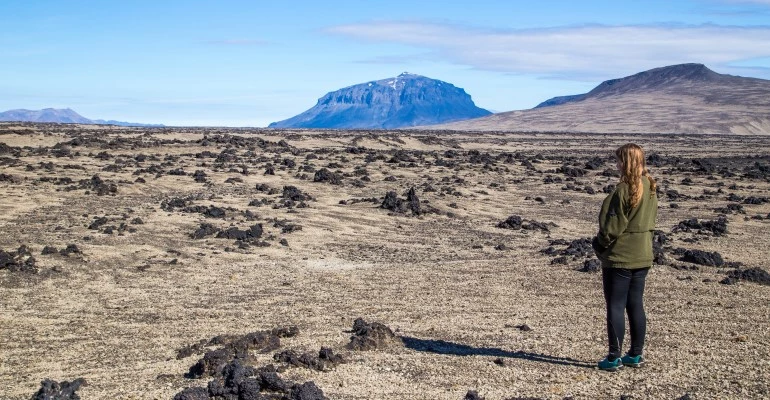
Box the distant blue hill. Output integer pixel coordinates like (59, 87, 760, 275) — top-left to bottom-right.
(269, 72, 492, 129)
(0, 108, 164, 127)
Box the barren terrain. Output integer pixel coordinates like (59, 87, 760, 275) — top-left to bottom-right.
(1, 123, 769, 400)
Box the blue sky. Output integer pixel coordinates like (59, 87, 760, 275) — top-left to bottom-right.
(2, 0, 769, 127)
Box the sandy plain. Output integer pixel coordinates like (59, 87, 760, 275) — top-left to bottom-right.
(1, 123, 769, 400)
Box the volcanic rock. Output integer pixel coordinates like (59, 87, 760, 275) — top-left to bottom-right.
(289, 381, 328, 400)
(0, 245, 38, 273)
(579, 259, 602, 273)
(680, 249, 724, 267)
(274, 347, 344, 372)
(32, 378, 86, 400)
(313, 168, 342, 185)
(216, 224, 263, 241)
(674, 217, 728, 236)
(172, 386, 208, 400)
(191, 223, 218, 239)
(464, 390, 485, 400)
(185, 327, 298, 378)
(282, 186, 312, 202)
(346, 318, 403, 350)
(60, 244, 82, 256)
(727, 267, 770, 285)
(497, 215, 522, 230)
(380, 188, 421, 215)
(41, 246, 59, 255)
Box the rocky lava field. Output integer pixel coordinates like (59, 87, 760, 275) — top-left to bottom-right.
(1, 123, 769, 400)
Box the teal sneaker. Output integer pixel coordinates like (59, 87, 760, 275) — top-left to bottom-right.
(620, 353, 644, 368)
(598, 357, 623, 372)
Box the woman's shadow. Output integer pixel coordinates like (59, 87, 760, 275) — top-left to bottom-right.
(401, 336, 594, 368)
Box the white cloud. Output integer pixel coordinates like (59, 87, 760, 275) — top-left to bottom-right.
(326, 22, 770, 80)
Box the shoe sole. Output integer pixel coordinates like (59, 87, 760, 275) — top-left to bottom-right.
(599, 365, 623, 372)
(623, 362, 644, 368)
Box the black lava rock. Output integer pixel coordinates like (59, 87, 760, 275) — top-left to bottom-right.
(32, 378, 86, 400)
(681, 249, 724, 267)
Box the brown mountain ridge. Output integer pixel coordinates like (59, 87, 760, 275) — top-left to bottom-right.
(434, 63, 770, 134)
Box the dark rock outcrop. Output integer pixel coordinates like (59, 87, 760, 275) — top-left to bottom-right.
(346, 318, 403, 351)
(31, 378, 86, 400)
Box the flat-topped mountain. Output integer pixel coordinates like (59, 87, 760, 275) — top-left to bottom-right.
(437, 64, 770, 134)
(269, 72, 491, 129)
(0, 108, 163, 127)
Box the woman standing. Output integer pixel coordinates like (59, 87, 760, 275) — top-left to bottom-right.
(593, 143, 658, 371)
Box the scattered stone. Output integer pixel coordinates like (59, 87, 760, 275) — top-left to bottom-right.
(743, 196, 769, 205)
(0, 173, 20, 183)
(551, 256, 568, 265)
(192, 170, 208, 183)
(32, 378, 86, 400)
(88, 216, 108, 230)
(542, 238, 593, 262)
(465, 390, 486, 400)
(680, 249, 724, 267)
(41, 246, 59, 255)
(380, 188, 421, 215)
(282, 185, 312, 202)
(313, 168, 342, 184)
(714, 203, 745, 214)
(161, 197, 193, 211)
(584, 156, 605, 170)
(0, 245, 38, 273)
(579, 259, 602, 273)
(289, 381, 328, 400)
(172, 386, 208, 400)
(497, 215, 522, 230)
(60, 244, 82, 256)
(727, 267, 770, 285)
(274, 347, 344, 371)
(191, 223, 218, 239)
(216, 224, 263, 241)
(77, 175, 117, 196)
(653, 230, 670, 265)
(201, 206, 226, 219)
(557, 165, 586, 177)
(346, 318, 403, 351)
(522, 220, 552, 232)
(673, 217, 728, 236)
(719, 276, 738, 285)
(185, 327, 299, 378)
(180, 357, 327, 400)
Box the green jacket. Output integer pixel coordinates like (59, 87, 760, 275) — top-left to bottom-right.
(595, 176, 658, 269)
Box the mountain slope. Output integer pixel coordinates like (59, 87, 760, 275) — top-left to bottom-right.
(269, 72, 491, 129)
(0, 108, 163, 127)
(441, 63, 770, 134)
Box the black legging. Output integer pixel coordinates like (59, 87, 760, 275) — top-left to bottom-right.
(602, 267, 650, 359)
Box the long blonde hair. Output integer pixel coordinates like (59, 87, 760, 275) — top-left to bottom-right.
(616, 143, 657, 208)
